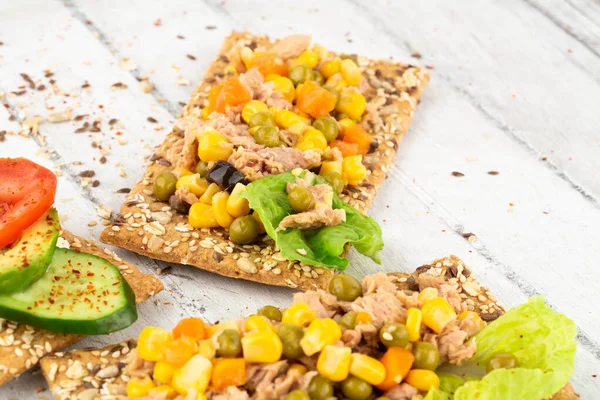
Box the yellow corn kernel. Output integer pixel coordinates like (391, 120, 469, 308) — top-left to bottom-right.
(288, 363, 308, 375)
(197, 339, 216, 359)
(225, 64, 237, 74)
(173, 167, 194, 178)
(127, 375, 155, 398)
(176, 174, 209, 197)
(406, 308, 423, 342)
(251, 212, 266, 234)
(299, 318, 342, 356)
(266, 74, 296, 103)
(149, 385, 177, 399)
(418, 287, 439, 304)
(153, 361, 175, 383)
(458, 311, 487, 336)
(244, 315, 273, 333)
(202, 107, 212, 120)
(343, 155, 367, 185)
(287, 122, 307, 137)
(336, 91, 366, 121)
(421, 297, 457, 334)
(325, 73, 348, 92)
(240, 46, 255, 69)
(340, 59, 362, 86)
(197, 130, 233, 162)
(349, 353, 386, 385)
(320, 58, 342, 79)
(172, 354, 213, 395)
(292, 50, 319, 68)
(404, 369, 440, 391)
(320, 160, 343, 176)
(137, 327, 173, 362)
(316, 345, 352, 382)
(196, 394, 207, 400)
(296, 127, 328, 152)
(242, 100, 269, 124)
(206, 320, 241, 337)
(338, 117, 356, 131)
(211, 191, 235, 228)
(199, 183, 221, 204)
(282, 303, 317, 327)
(355, 312, 372, 325)
(311, 44, 329, 61)
(275, 109, 310, 129)
(268, 106, 280, 120)
(227, 183, 250, 217)
(188, 202, 220, 229)
(241, 330, 283, 363)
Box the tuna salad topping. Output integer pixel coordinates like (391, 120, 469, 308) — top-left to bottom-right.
(124, 264, 577, 400)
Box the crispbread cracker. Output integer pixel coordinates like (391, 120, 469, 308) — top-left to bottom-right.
(0, 230, 163, 386)
(100, 32, 429, 290)
(39, 255, 579, 400)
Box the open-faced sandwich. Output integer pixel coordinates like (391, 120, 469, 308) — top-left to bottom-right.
(39, 256, 578, 400)
(0, 158, 163, 384)
(100, 32, 429, 290)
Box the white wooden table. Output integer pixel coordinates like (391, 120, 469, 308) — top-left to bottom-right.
(1, 0, 599, 397)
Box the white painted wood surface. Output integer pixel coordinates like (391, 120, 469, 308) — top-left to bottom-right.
(1, 0, 599, 397)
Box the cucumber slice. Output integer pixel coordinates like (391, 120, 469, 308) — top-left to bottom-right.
(0, 248, 137, 334)
(0, 208, 60, 294)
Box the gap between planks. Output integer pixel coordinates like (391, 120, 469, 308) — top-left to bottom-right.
(62, 0, 181, 117)
(343, 0, 600, 212)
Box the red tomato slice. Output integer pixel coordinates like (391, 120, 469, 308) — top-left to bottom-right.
(0, 158, 57, 248)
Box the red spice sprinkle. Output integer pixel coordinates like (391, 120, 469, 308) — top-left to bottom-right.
(487, 171, 499, 175)
(425, 65, 434, 70)
(451, 171, 464, 177)
(153, 18, 162, 27)
(187, 54, 196, 60)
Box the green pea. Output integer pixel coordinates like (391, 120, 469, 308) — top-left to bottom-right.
(341, 376, 373, 400)
(254, 126, 281, 148)
(312, 116, 339, 142)
(339, 311, 358, 330)
(379, 323, 409, 348)
(289, 65, 314, 87)
(195, 161, 210, 177)
(486, 352, 518, 373)
(412, 342, 440, 370)
(257, 305, 283, 322)
(335, 112, 350, 121)
(153, 171, 177, 201)
(288, 186, 315, 213)
(312, 71, 325, 85)
(249, 111, 275, 128)
(216, 329, 241, 357)
(229, 216, 258, 245)
(307, 375, 333, 400)
(276, 323, 305, 360)
(320, 171, 344, 194)
(328, 274, 363, 302)
(284, 390, 311, 400)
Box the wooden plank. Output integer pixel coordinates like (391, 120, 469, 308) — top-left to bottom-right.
(344, 0, 600, 202)
(524, 0, 600, 57)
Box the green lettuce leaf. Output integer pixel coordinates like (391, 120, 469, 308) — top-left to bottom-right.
(427, 296, 577, 400)
(241, 172, 383, 269)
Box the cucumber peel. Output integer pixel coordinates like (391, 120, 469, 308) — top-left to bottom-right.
(0, 208, 60, 294)
(0, 248, 137, 334)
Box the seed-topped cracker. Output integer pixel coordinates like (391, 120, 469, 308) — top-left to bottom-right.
(100, 32, 429, 290)
(0, 231, 163, 386)
(39, 255, 578, 400)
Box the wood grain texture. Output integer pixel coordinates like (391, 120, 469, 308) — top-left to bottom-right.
(1, 0, 599, 397)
